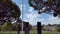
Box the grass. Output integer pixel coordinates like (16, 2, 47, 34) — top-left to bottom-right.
(0, 31, 60, 34)
(42, 31, 60, 34)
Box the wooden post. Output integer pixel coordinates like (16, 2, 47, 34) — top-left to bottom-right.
(0, 25, 1, 31)
(24, 22, 30, 34)
(17, 23, 21, 34)
(37, 22, 42, 34)
(0, 22, 3, 31)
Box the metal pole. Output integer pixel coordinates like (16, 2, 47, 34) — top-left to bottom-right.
(17, 0, 24, 33)
(21, 0, 24, 33)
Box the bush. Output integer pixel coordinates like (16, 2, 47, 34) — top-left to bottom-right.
(1, 23, 7, 31)
(58, 29, 60, 32)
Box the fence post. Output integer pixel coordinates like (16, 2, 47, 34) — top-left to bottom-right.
(24, 22, 30, 34)
(37, 22, 42, 34)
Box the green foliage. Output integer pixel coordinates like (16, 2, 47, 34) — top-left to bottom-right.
(1, 22, 13, 31)
(1, 23, 7, 31)
(1, 22, 19, 31)
(28, 0, 60, 17)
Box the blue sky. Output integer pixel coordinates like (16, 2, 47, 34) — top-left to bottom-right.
(12, 0, 60, 26)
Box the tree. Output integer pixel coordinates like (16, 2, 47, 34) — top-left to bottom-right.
(28, 0, 60, 17)
(0, 0, 21, 31)
(48, 24, 52, 26)
(0, 0, 21, 24)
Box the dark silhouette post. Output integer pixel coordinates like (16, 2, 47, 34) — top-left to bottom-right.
(0, 25, 1, 31)
(24, 22, 30, 34)
(17, 23, 21, 34)
(37, 22, 42, 34)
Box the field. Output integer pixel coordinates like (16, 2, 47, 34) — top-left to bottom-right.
(0, 31, 60, 34)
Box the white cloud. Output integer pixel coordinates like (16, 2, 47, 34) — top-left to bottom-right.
(26, 13, 38, 19)
(47, 16, 60, 24)
(29, 7, 34, 12)
(40, 16, 60, 25)
(37, 19, 45, 22)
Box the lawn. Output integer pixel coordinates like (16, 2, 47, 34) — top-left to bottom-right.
(0, 31, 60, 34)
